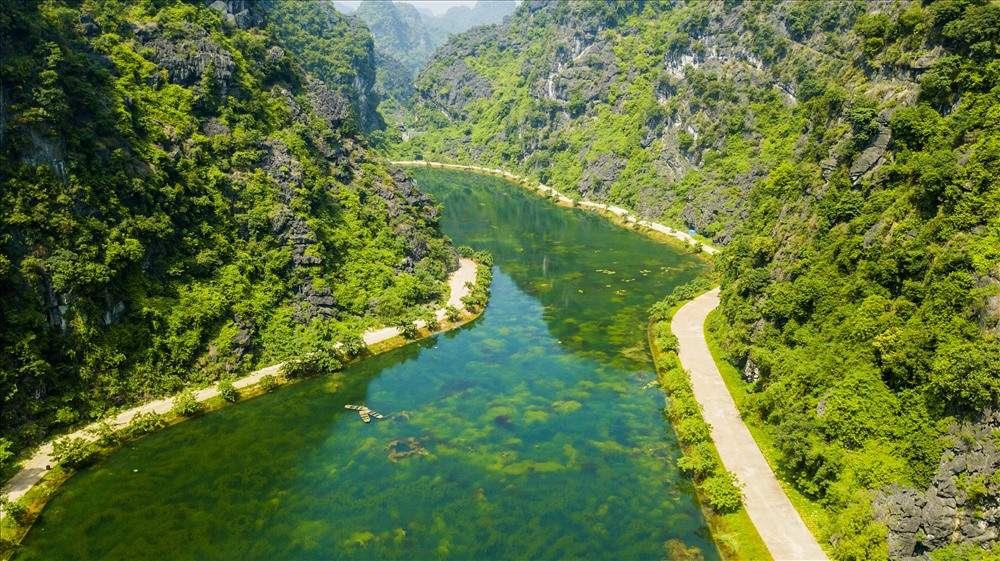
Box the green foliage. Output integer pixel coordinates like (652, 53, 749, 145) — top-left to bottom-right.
(676, 441, 720, 480)
(396, 0, 1000, 554)
(394, 315, 421, 340)
(828, 492, 890, 561)
(171, 389, 203, 417)
(52, 437, 94, 469)
(259, 374, 278, 392)
(460, 250, 494, 313)
(930, 543, 1000, 561)
(648, 278, 714, 321)
(703, 471, 744, 514)
(0, 497, 28, 526)
(675, 416, 712, 446)
(1, 0, 454, 458)
(218, 379, 239, 402)
(125, 412, 165, 438)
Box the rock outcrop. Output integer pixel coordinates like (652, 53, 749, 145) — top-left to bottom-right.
(875, 409, 1000, 560)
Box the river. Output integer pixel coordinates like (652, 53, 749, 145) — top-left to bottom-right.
(15, 168, 716, 560)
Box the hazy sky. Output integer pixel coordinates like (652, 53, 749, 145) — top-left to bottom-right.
(340, 1, 522, 16)
(336, 1, 483, 16)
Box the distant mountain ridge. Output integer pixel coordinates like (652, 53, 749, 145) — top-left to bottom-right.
(353, 0, 516, 79)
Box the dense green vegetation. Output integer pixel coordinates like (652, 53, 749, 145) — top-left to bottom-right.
(0, 0, 456, 459)
(647, 279, 773, 561)
(348, 0, 515, 137)
(393, 0, 1000, 558)
(264, 0, 384, 133)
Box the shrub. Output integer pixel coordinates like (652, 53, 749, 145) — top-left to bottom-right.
(394, 315, 420, 339)
(171, 389, 203, 417)
(259, 374, 278, 391)
(445, 304, 461, 322)
(218, 379, 239, 402)
(52, 437, 94, 469)
(0, 497, 28, 525)
(675, 417, 713, 445)
(703, 471, 744, 513)
(126, 411, 165, 437)
(676, 442, 720, 479)
(89, 421, 122, 447)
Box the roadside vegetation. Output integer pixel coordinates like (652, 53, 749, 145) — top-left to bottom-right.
(647, 279, 772, 561)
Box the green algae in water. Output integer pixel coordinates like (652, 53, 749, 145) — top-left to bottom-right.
(16, 168, 717, 560)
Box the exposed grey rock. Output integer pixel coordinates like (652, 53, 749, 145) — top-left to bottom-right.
(202, 118, 229, 137)
(205, 0, 260, 29)
(231, 314, 256, 361)
(103, 301, 126, 327)
(25, 127, 68, 183)
(78, 13, 99, 37)
(293, 281, 337, 323)
(742, 357, 761, 383)
(134, 21, 238, 98)
(577, 153, 626, 200)
(876, 409, 1000, 560)
(850, 122, 892, 184)
(972, 265, 1000, 335)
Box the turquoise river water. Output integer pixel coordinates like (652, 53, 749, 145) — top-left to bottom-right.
(16, 168, 716, 560)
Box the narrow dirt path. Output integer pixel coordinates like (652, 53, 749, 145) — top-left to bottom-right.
(672, 288, 829, 561)
(1, 259, 477, 509)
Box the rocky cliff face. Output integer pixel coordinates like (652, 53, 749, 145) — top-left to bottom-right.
(403, 0, 926, 246)
(0, 0, 452, 450)
(263, 0, 384, 133)
(876, 410, 1000, 560)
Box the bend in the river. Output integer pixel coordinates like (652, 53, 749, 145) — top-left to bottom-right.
(14, 168, 717, 561)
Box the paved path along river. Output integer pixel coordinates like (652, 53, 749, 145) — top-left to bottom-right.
(0, 259, 477, 510)
(672, 288, 829, 561)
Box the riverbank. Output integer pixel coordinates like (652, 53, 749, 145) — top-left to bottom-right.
(648, 309, 771, 561)
(391, 161, 718, 256)
(0, 259, 481, 531)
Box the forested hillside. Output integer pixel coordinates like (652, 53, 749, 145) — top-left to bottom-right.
(392, 1, 1000, 559)
(0, 0, 455, 459)
(350, 0, 515, 135)
(264, 0, 383, 133)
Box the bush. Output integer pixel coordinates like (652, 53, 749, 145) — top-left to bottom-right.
(703, 471, 744, 513)
(676, 442, 719, 479)
(444, 304, 461, 322)
(259, 374, 278, 391)
(218, 379, 239, 402)
(89, 421, 122, 447)
(282, 349, 345, 378)
(126, 411, 165, 437)
(652, 322, 679, 353)
(0, 497, 28, 525)
(171, 389, 203, 417)
(52, 437, 94, 469)
(394, 315, 421, 339)
(675, 417, 713, 445)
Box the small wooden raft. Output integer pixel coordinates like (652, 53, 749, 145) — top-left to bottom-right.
(345, 404, 384, 423)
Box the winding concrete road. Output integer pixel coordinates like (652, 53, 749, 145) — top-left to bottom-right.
(672, 288, 829, 561)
